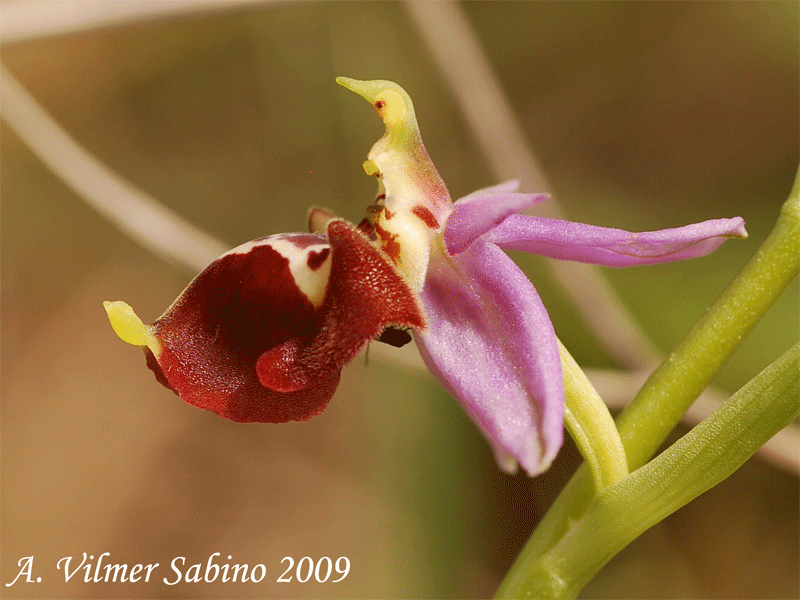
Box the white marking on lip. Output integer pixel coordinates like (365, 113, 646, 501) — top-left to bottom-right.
(220, 238, 273, 257)
(223, 235, 332, 308)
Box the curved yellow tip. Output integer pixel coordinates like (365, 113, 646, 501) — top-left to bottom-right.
(103, 300, 159, 350)
(336, 76, 388, 104)
(336, 77, 417, 143)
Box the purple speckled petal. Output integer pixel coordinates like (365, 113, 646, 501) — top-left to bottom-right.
(485, 215, 747, 266)
(415, 241, 564, 476)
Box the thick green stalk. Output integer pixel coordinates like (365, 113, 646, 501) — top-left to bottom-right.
(560, 340, 628, 491)
(495, 167, 800, 598)
(500, 343, 799, 599)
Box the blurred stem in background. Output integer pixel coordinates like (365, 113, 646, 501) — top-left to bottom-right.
(406, 0, 663, 370)
(0, 63, 228, 271)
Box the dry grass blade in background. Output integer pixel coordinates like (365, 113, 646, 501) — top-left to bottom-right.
(1, 63, 227, 272)
(405, 0, 662, 370)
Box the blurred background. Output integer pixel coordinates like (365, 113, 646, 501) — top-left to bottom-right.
(1, 1, 797, 598)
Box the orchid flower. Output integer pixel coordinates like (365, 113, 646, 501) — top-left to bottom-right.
(105, 77, 746, 476)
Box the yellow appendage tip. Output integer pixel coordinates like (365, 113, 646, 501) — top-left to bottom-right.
(103, 300, 159, 350)
(336, 77, 412, 131)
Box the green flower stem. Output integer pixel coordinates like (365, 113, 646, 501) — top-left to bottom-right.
(495, 167, 800, 599)
(499, 342, 799, 599)
(560, 340, 628, 491)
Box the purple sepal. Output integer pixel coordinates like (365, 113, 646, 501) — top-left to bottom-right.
(415, 241, 564, 476)
(485, 215, 747, 267)
(445, 186, 550, 255)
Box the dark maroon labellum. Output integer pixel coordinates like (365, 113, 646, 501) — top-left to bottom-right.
(143, 222, 424, 424)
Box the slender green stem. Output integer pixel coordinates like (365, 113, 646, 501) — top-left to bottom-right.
(495, 167, 800, 598)
(499, 343, 799, 599)
(560, 340, 628, 491)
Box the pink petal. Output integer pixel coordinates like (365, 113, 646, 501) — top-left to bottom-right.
(445, 188, 550, 255)
(485, 215, 747, 266)
(416, 241, 564, 476)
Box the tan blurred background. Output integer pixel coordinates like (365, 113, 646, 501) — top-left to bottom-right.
(2, 2, 798, 598)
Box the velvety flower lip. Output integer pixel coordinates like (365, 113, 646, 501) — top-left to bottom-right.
(105, 219, 425, 424)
